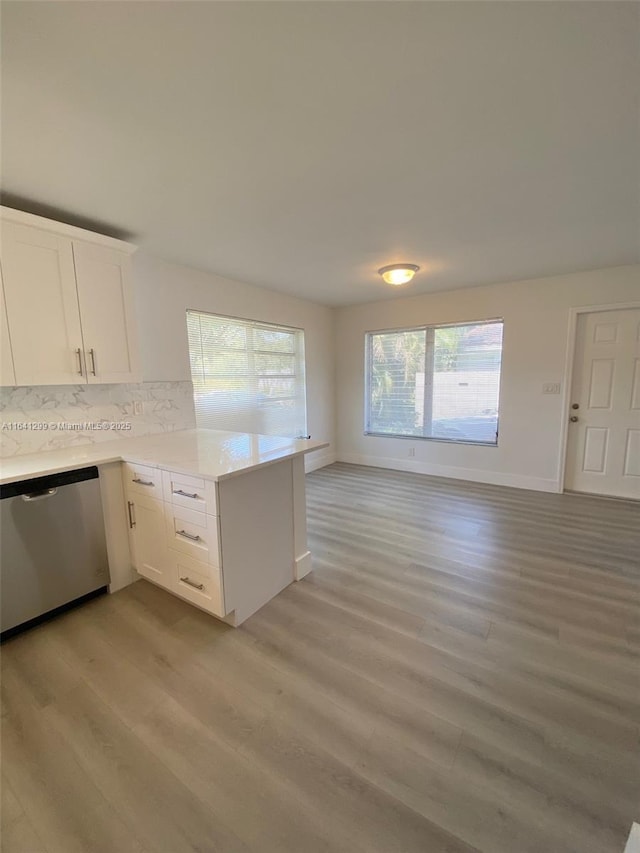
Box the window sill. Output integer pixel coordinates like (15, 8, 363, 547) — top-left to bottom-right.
(364, 431, 498, 448)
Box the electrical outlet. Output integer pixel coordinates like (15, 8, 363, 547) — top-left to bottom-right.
(408, 447, 416, 458)
(133, 401, 144, 416)
(542, 382, 561, 395)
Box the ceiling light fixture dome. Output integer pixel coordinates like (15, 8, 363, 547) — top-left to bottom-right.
(378, 263, 420, 286)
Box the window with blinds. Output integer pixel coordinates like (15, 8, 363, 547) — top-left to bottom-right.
(186, 311, 307, 438)
(365, 320, 503, 444)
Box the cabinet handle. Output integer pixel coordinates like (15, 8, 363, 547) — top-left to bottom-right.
(132, 478, 154, 486)
(173, 489, 199, 499)
(127, 500, 136, 528)
(88, 348, 97, 376)
(180, 576, 204, 591)
(75, 348, 84, 376)
(176, 529, 202, 542)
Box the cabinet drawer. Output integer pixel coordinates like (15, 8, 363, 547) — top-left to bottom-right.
(162, 470, 217, 514)
(169, 550, 225, 617)
(123, 462, 161, 496)
(164, 504, 220, 567)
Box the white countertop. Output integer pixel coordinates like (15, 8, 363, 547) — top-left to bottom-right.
(0, 429, 329, 486)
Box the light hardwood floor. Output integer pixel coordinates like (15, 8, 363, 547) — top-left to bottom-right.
(1, 463, 639, 853)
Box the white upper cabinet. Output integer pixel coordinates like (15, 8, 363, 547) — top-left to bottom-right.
(1, 221, 84, 386)
(73, 241, 140, 384)
(0, 207, 139, 386)
(0, 268, 16, 386)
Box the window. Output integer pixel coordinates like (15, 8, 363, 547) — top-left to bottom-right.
(365, 320, 503, 444)
(187, 311, 307, 438)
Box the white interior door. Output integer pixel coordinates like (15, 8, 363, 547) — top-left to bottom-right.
(565, 308, 640, 499)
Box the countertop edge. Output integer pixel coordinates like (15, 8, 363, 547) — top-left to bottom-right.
(0, 438, 330, 487)
(120, 444, 330, 484)
(0, 455, 125, 486)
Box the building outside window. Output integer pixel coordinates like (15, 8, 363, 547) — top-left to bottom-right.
(365, 319, 503, 444)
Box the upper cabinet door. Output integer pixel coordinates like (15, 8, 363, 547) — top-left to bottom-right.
(1, 222, 85, 386)
(72, 241, 141, 384)
(0, 269, 16, 386)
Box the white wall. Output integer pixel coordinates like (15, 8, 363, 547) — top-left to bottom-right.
(335, 265, 640, 492)
(133, 253, 336, 471)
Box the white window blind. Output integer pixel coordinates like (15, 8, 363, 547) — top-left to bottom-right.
(187, 311, 307, 438)
(366, 320, 503, 444)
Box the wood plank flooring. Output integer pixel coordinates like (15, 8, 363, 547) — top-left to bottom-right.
(2, 462, 639, 853)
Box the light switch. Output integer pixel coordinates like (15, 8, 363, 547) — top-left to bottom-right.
(542, 382, 561, 395)
(133, 401, 144, 415)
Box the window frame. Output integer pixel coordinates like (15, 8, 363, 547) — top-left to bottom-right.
(364, 317, 504, 447)
(186, 309, 308, 439)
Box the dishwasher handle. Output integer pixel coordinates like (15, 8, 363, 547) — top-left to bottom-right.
(22, 488, 58, 502)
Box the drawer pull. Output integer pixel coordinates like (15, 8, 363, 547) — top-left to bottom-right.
(132, 478, 154, 487)
(176, 529, 202, 542)
(173, 488, 199, 499)
(180, 576, 204, 591)
(127, 500, 136, 528)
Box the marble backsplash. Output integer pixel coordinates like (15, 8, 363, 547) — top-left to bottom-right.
(0, 381, 196, 457)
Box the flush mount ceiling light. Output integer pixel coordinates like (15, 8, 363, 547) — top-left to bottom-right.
(378, 263, 420, 286)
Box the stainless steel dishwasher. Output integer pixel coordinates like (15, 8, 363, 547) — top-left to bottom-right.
(1, 466, 110, 639)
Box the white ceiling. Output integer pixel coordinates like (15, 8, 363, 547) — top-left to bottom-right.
(1, 1, 638, 306)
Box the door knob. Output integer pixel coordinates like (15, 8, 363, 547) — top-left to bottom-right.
(569, 416, 579, 423)
(571, 403, 579, 410)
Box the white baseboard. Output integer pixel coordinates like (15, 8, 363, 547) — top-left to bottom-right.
(305, 450, 337, 473)
(625, 824, 640, 853)
(336, 452, 559, 493)
(294, 550, 312, 580)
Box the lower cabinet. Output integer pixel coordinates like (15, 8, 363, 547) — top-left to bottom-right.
(125, 469, 226, 619)
(169, 550, 224, 617)
(164, 502, 220, 566)
(123, 456, 301, 626)
(126, 491, 169, 587)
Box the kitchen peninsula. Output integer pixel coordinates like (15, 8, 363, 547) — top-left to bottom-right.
(1, 429, 328, 625)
